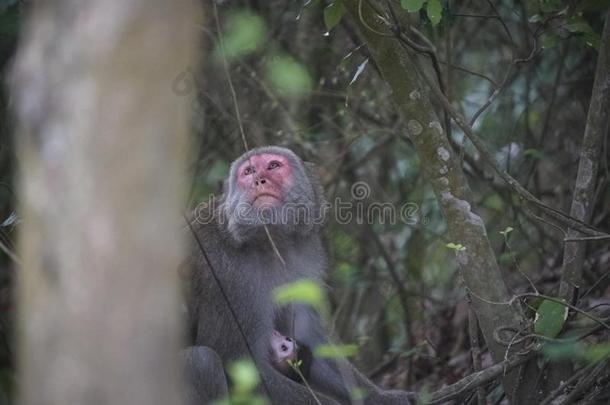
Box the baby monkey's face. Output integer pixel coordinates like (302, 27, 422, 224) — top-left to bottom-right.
(270, 330, 297, 367)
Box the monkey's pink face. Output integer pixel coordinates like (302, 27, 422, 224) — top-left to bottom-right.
(236, 153, 293, 208)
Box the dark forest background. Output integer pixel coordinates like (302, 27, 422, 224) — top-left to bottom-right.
(0, 0, 608, 404)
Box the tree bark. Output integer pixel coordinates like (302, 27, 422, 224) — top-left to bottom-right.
(558, 16, 610, 304)
(12, 1, 200, 404)
(341, 1, 539, 403)
(550, 14, 610, 392)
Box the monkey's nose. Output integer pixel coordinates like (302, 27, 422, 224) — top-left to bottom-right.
(254, 178, 267, 186)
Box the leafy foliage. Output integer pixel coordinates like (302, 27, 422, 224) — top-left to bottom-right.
(534, 299, 568, 338)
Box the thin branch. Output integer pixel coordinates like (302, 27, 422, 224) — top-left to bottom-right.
(212, 2, 249, 151)
(539, 362, 594, 405)
(426, 353, 535, 404)
(468, 306, 487, 405)
(407, 46, 609, 237)
(559, 357, 610, 404)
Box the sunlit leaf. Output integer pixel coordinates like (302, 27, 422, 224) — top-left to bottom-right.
(446, 242, 466, 251)
(266, 55, 313, 96)
(499, 226, 514, 236)
(524, 148, 544, 159)
(314, 343, 358, 359)
(227, 360, 260, 394)
(272, 279, 323, 309)
(534, 298, 568, 338)
(217, 11, 266, 61)
(350, 387, 367, 400)
(484, 194, 504, 211)
(400, 0, 425, 12)
(426, 0, 442, 26)
(324, 2, 345, 32)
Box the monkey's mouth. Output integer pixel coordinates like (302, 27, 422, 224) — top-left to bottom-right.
(253, 192, 281, 206)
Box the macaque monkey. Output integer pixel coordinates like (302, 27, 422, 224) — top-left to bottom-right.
(182, 146, 412, 405)
(269, 330, 312, 382)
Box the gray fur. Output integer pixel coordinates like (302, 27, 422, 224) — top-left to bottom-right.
(182, 146, 412, 404)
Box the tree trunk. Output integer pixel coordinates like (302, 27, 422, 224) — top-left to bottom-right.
(558, 16, 610, 306)
(341, 1, 539, 403)
(550, 15, 610, 391)
(12, 1, 201, 404)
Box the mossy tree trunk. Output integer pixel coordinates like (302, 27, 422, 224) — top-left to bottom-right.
(341, 1, 539, 403)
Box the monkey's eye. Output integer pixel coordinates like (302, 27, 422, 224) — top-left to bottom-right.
(268, 161, 282, 170)
(243, 166, 255, 176)
(281, 344, 288, 352)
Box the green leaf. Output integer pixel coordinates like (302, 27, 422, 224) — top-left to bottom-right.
(583, 343, 610, 363)
(524, 148, 544, 159)
(217, 11, 266, 61)
(314, 343, 358, 359)
(350, 387, 367, 400)
(534, 299, 568, 338)
(272, 279, 323, 309)
(324, 2, 345, 32)
(543, 342, 610, 363)
(484, 194, 504, 211)
(543, 341, 581, 360)
(400, 0, 425, 12)
(582, 32, 601, 49)
(227, 360, 260, 394)
(541, 32, 559, 49)
(565, 21, 594, 34)
(446, 242, 466, 251)
(266, 54, 313, 97)
(499, 226, 514, 236)
(426, 0, 442, 26)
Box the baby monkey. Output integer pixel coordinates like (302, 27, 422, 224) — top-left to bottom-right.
(269, 330, 312, 383)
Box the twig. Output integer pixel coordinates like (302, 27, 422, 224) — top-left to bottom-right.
(183, 214, 272, 399)
(408, 47, 608, 238)
(367, 222, 414, 351)
(212, 1, 248, 151)
(0, 237, 20, 266)
(426, 353, 535, 404)
(559, 357, 610, 404)
(468, 306, 487, 405)
(539, 362, 594, 405)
